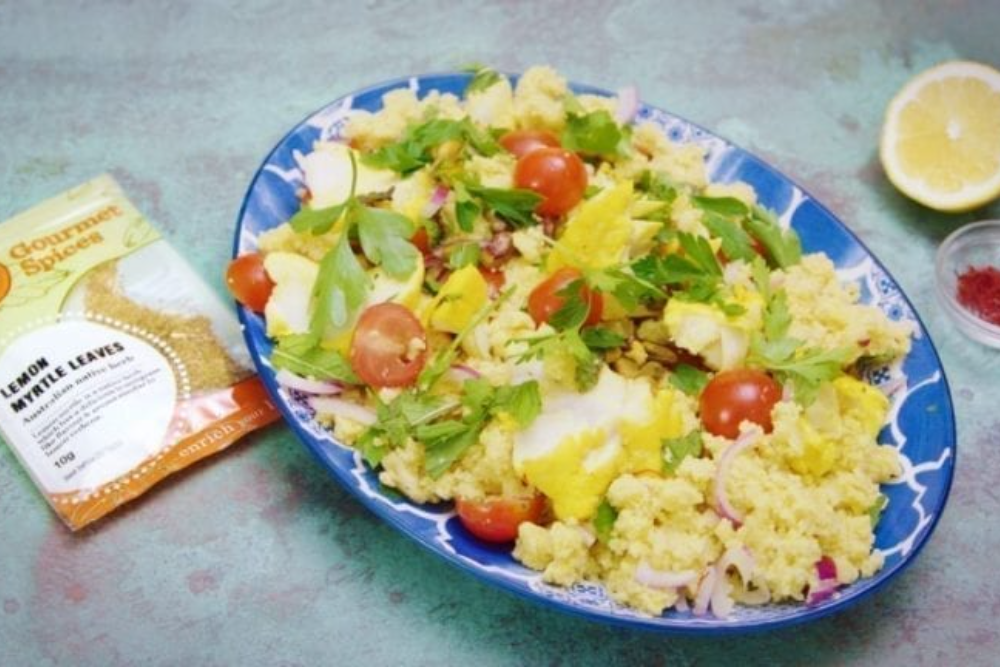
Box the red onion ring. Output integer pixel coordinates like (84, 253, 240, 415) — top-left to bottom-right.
(421, 185, 451, 219)
(447, 364, 482, 382)
(713, 429, 762, 526)
(275, 369, 344, 395)
(634, 562, 698, 590)
(308, 396, 377, 426)
(615, 85, 640, 124)
(692, 567, 717, 617)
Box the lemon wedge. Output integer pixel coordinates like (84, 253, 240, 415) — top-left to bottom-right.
(880, 60, 1000, 212)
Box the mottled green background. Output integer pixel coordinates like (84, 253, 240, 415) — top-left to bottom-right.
(1, 1, 999, 665)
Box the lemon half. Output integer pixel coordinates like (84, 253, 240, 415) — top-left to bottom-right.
(880, 60, 1000, 212)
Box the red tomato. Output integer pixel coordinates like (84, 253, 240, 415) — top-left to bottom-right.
(350, 303, 427, 388)
(699, 369, 782, 439)
(225, 253, 274, 313)
(411, 227, 431, 255)
(455, 495, 546, 543)
(499, 129, 561, 158)
(479, 266, 505, 298)
(514, 147, 588, 218)
(527, 267, 602, 327)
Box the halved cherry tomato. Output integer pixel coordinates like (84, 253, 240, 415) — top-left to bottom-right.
(411, 227, 431, 255)
(225, 253, 274, 313)
(499, 129, 561, 158)
(699, 369, 782, 439)
(350, 303, 427, 388)
(514, 147, 588, 218)
(479, 266, 506, 298)
(527, 267, 602, 327)
(455, 494, 546, 543)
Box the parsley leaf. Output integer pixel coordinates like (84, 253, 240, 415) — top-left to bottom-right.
(310, 233, 371, 333)
(668, 364, 708, 396)
(868, 494, 888, 527)
(561, 109, 629, 158)
(448, 242, 481, 269)
(466, 184, 542, 228)
(270, 333, 359, 384)
(745, 206, 802, 269)
(548, 279, 591, 331)
(691, 195, 750, 218)
(465, 65, 503, 95)
(515, 329, 600, 392)
(662, 430, 703, 474)
(355, 206, 419, 279)
(585, 266, 665, 310)
(288, 200, 349, 235)
(637, 170, 681, 203)
(594, 499, 618, 544)
(580, 326, 626, 350)
(702, 211, 756, 263)
(423, 424, 483, 478)
(494, 380, 542, 427)
(362, 118, 497, 174)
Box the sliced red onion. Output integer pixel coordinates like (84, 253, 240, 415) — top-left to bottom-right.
(634, 562, 698, 590)
(713, 429, 761, 526)
(483, 231, 514, 261)
(806, 579, 838, 606)
(421, 185, 450, 219)
(447, 364, 482, 382)
(710, 567, 735, 619)
(275, 369, 344, 395)
(816, 556, 838, 582)
(692, 567, 717, 617)
(308, 396, 377, 426)
(740, 582, 771, 606)
(615, 85, 640, 124)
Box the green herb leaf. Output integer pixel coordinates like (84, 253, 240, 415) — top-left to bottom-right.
(677, 231, 723, 277)
(668, 364, 708, 396)
(361, 118, 465, 174)
(548, 279, 590, 331)
(465, 66, 503, 95)
(763, 289, 792, 341)
(562, 109, 628, 158)
(288, 200, 349, 235)
(310, 233, 371, 333)
(594, 499, 618, 544)
(868, 494, 888, 527)
(702, 211, 756, 262)
(662, 430, 703, 474)
(270, 334, 359, 384)
(580, 326, 626, 350)
(745, 206, 802, 269)
(423, 424, 483, 479)
(448, 242, 481, 269)
(466, 184, 542, 228)
(494, 380, 542, 427)
(637, 170, 681, 203)
(585, 266, 665, 310)
(691, 195, 750, 218)
(355, 206, 419, 278)
(749, 337, 853, 406)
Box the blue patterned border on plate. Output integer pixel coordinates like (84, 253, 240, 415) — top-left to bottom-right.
(233, 73, 955, 633)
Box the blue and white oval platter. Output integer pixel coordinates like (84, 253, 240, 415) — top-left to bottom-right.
(233, 72, 956, 634)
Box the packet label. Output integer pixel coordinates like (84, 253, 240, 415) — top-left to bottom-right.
(0, 175, 280, 529)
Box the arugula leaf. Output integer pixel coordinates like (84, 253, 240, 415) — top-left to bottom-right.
(702, 211, 756, 263)
(580, 326, 626, 350)
(662, 430, 703, 474)
(494, 380, 542, 427)
(466, 184, 542, 228)
(448, 242, 481, 269)
(668, 364, 708, 396)
(355, 206, 419, 279)
(288, 200, 349, 235)
(691, 195, 750, 218)
(562, 109, 629, 158)
(594, 499, 618, 544)
(270, 334, 359, 384)
(745, 206, 802, 269)
(465, 66, 503, 95)
(310, 234, 371, 333)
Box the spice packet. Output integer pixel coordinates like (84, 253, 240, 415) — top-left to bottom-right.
(0, 175, 280, 530)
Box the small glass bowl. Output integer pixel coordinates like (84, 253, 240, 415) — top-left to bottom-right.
(935, 220, 1000, 349)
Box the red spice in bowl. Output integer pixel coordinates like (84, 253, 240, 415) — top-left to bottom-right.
(956, 266, 1000, 327)
(935, 220, 1000, 348)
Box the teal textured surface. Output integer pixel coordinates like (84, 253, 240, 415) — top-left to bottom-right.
(1, 1, 998, 665)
